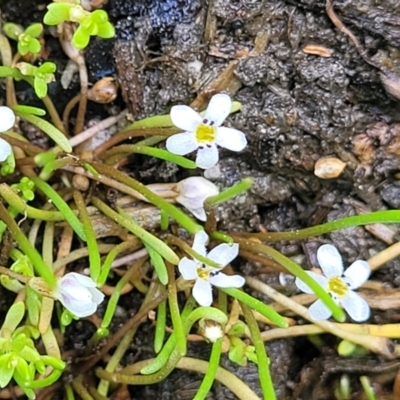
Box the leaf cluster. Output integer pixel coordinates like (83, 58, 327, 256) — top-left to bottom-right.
(43, 3, 115, 49)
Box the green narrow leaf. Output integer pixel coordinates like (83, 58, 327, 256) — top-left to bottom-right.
(43, 3, 73, 25)
(15, 111, 71, 153)
(34, 78, 48, 98)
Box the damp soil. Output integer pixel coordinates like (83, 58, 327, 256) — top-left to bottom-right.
(2, 0, 400, 399)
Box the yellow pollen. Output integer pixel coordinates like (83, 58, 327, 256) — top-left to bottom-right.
(327, 276, 348, 297)
(197, 268, 210, 280)
(195, 123, 216, 143)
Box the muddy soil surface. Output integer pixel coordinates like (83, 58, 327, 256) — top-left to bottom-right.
(2, 0, 400, 398)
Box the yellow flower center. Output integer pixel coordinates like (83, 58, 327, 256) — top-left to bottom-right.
(197, 267, 210, 280)
(195, 123, 216, 144)
(327, 276, 348, 298)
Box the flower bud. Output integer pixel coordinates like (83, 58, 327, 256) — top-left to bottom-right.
(88, 77, 118, 104)
(53, 272, 104, 318)
(175, 177, 219, 221)
(198, 319, 224, 343)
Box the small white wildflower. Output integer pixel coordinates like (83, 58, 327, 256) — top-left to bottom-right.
(166, 94, 247, 169)
(179, 231, 244, 307)
(0, 106, 15, 162)
(54, 272, 104, 318)
(175, 177, 219, 221)
(295, 244, 370, 322)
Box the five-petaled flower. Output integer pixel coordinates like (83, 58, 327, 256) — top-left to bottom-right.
(166, 94, 247, 169)
(178, 231, 245, 306)
(295, 244, 370, 322)
(54, 272, 104, 318)
(0, 106, 15, 162)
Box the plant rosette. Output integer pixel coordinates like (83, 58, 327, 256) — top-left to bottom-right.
(166, 94, 247, 169)
(178, 231, 245, 306)
(295, 244, 371, 322)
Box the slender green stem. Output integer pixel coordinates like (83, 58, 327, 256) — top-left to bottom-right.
(98, 357, 260, 400)
(360, 376, 377, 400)
(141, 297, 196, 375)
(72, 377, 95, 400)
(74, 191, 100, 281)
(236, 238, 346, 322)
(42, 222, 54, 267)
(98, 240, 139, 286)
(97, 307, 228, 385)
(0, 202, 55, 286)
(100, 203, 178, 265)
(221, 287, 288, 328)
(236, 210, 400, 242)
(54, 243, 118, 273)
(167, 235, 221, 269)
(39, 158, 73, 181)
(193, 339, 223, 400)
(14, 110, 72, 153)
(145, 243, 168, 284)
(41, 95, 66, 135)
(25, 369, 63, 389)
(154, 300, 167, 354)
(167, 263, 186, 356)
(90, 162, 203, 234)
(103, 144, 197, 169)
(101, 258, 146, 330)
(242, 303, 276, 400)
(30, 178, 86, 241)
(206, 178, 253, 206)
(96, 280, 164, 396)
(0, 183, 68, 221)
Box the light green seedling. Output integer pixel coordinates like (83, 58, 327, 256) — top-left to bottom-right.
(3, 23, 43, 56)
(0, 302, 66, 399)
(43, 2, 115, 49)
(15, 62, 56, 98)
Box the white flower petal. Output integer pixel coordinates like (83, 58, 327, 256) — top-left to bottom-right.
(295, 271, 328, 294)
(308, 299, 332, 320)
(58, 289, 97, 318)
(0, 106, 15, 132)
(193, 278, 213, 306)
(317, 244, 344, 278)
(166, 132, 198, 156)
(341, 290, 370, 322)
(170, 105, 202, 131)
(207, 243, 239, 267)
(66, 272, 97, 287)
(56, 272, 103, 317)
(178, 257, 198, 280)
(204, 94, 232, 127)
(176, 176, 219, 221)
(215, 127, 247, 151)
(344, 260, 370, 289)
(195, 144, 219, 169)
(0, 138, 12, 162)
(192, 231, 209, 257)
(89, 287, 105, 305)
(209, 272, 245, 288)
(188, 207, 206, 221)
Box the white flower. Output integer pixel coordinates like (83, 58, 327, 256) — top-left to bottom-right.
(0, 106, 15, 162)
(54, 272, 104, 318)
(175, 177, 219, 221)
(166, 94, 247, 169)
(178, 231, 244, 306)
(295, 244, 370, 322)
